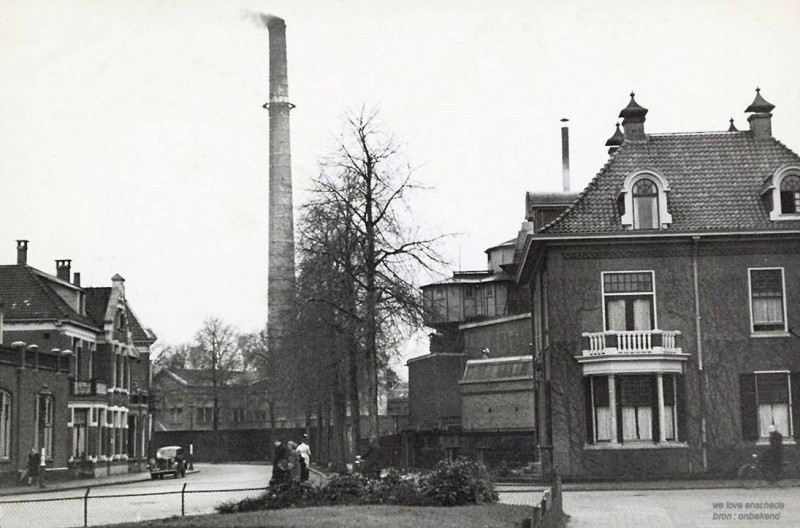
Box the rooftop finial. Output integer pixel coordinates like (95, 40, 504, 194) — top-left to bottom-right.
(745, 87, 774, 113)
(728, 118, 738, 132)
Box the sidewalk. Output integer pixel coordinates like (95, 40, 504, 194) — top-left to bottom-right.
(0, 468, 201, 497)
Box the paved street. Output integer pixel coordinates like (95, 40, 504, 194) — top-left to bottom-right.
(563, 487, 800, 528)
(0, 463, 273, 528)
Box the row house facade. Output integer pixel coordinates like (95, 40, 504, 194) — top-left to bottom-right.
(0, 241, 156, 480)
(517, 90, 800, 479)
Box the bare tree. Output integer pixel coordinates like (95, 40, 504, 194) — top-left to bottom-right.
(299, 106, 445, 444)
(194, 317, 241, 430)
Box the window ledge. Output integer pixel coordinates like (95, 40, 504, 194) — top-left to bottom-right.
(770, 214, 800, 221)
(755, 438, 796, 446)
(584, 441, 688, 450)
(750, 332, 790, 339)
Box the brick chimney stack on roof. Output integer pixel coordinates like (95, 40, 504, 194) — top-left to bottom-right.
(16, 240, 28, 265)
(56, 260, 72, 281)
(619, 92, 648, 141)
(745, 88, 774, 139)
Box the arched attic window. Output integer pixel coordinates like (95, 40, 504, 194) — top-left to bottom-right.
(766, 167, 800, 221)
(619, 171, 673, 230)
(780, 174, 800, 214)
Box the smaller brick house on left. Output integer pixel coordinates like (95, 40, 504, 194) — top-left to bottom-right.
(0, 240, 156, 485)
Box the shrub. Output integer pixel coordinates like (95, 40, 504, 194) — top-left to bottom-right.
(216, 458, 498, 513)
(319, 473, 369, 505)
(421, 457, 498, 506)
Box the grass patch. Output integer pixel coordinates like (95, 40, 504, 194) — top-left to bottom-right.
(100, 504, 532, 528)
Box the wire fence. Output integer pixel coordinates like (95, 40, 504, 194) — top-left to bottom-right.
(0, 484, 544, 528)
(0, 485, 266, 528)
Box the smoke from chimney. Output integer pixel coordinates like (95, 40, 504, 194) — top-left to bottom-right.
(264, 15, 296, 365)
(560, 118, 570, 192)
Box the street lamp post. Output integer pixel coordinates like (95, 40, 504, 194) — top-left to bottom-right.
(188, 404, 195, 470)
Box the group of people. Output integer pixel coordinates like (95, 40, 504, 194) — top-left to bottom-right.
(269, 434, 311, 486)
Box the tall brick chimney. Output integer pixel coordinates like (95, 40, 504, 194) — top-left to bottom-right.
(16, 240, 28, 265)
(265, 16, 296, 363)
(56, 260, 72, 281)
(745, 87, 774, 139)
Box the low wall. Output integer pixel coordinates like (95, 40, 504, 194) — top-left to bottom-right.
(153, 428, 316, 463)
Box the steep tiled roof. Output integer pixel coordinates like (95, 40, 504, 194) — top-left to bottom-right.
(0, 265, 98, 328)
(85, 287, 111, 326)
(541, 131, 800, 235)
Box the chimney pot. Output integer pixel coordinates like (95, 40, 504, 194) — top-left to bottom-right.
(745, 88, 775, 139)
(619, 92, 648, 141)
(56, 260, 72, 281)
(73, 272, 81, 287)
(16, 240, 28, 265)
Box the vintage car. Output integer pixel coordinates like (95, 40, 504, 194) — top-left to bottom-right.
(149, 446, 186, 479)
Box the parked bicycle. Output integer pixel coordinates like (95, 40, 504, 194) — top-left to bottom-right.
(737, 453, 790, 487)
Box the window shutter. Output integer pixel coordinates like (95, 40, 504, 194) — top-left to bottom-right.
(584, 378, 594, 443)
(615, 377, 623, 444)
(676, 376, 687, 442)
(740, 374, 758, 441)
(792, 373, 800, 440)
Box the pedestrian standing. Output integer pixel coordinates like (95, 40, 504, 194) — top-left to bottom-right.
(26, 448, 39, 486)
(766, 425, 783, 482)
(269, 440, 290, 487)
(287, 441, 301, 481)
(297, 434, 311, 482)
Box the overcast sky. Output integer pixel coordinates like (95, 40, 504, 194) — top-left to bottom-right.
(2, 1, 800, 365)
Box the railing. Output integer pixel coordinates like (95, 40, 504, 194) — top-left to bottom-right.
(70, 379, 109, 397)
(0, 345, 71, 373)
(581, 329, 682, 356)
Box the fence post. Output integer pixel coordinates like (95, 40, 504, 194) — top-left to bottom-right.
(84, 488, 90, 528)
(181, 483, 187, 516)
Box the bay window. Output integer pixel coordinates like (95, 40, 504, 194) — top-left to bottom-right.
(585, 373, 684, 445)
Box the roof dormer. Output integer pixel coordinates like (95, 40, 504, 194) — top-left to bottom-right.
(763, 165, 800, 221)
(619, 170, 673, 230)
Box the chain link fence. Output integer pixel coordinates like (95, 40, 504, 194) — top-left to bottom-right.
(0, 485, 266, 528)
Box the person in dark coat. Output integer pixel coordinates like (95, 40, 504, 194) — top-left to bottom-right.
(766, 425, 784, 482)
(27, 448, 39, 486)
(269, 440, 290, 487)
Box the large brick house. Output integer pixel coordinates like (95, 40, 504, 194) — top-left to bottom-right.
(517, 90, 800, 479)
(0, 240, 156, 479)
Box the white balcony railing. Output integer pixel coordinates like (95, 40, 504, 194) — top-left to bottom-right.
(581, 329, 682, 356)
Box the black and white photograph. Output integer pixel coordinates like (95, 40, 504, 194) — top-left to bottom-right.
(1, 1, 799, 526)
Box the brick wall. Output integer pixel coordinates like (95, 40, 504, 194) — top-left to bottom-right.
(408, 353, 465, 429)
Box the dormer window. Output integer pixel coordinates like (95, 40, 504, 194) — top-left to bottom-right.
(619, 171, 672, 230)
(766, 166, 800, 220)
(779, 174, 800, 214)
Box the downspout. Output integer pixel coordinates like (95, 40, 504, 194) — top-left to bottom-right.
(692, 235, 707, 471)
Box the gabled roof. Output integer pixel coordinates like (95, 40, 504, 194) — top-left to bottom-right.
(156, 367, 262, 388)
(84, 286, 156, 345)
(541, 132, 800, 235)
(0, 265, 98, 329)
(85, 287, 111, 326)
